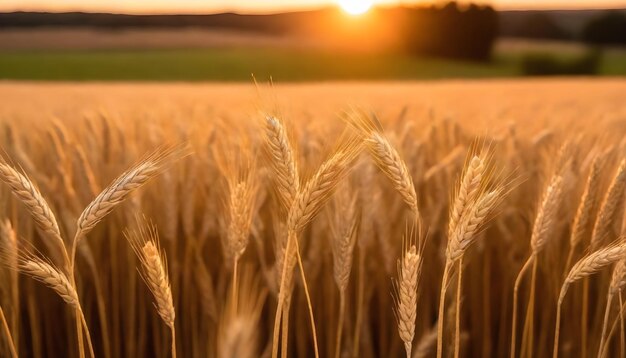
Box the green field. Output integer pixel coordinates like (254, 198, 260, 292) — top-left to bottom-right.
(0, 47, 624, 81)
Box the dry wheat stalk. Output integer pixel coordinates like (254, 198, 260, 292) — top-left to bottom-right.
(511, 173, 564, 358)
(127, 223, 175, 328)
(554, 239, 626, 358)
(563, 240, 626, 294)
(590, 159, 626, 250)
(330, 187, 359, 358)
(599, 258, 626, 355)
(274, 137, 361, 358)
(126, 220, 176, 358)
(439, 147, 511, 358)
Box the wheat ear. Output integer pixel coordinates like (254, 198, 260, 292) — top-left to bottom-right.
(264, 115, 299, 210)
(394, 239, 422, 358)
(344, 111, 418, 216)
(449, 155, 485, 237)
(554, 239, 626, 358)
(530, 175, 565, 254)
(446, 190, 500, 262)
(18, 256, 78, 306)
(570, 156, 602, 250)
(591, 159, 626, 250)
(126, 220, 176, 358)
(76, 145, 188, 242)
(565, 156, 602, 271)
(224, 170, 257, 265)
(0, 161, 66, 261)
(286, 136, 362, 233)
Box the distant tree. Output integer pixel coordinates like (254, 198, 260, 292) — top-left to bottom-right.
(515, 13, 570, 40)
(398, 2, 498, 61)
(582, 11, 626, 46)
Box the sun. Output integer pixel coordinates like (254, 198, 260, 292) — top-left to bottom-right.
(338, 0, 373, 15)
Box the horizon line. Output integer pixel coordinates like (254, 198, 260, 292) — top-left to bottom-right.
(2, 3, 626, 16)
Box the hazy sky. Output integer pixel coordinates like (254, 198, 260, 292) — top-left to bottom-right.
(2, 0, 625, 13)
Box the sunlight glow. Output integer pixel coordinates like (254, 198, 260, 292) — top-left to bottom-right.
(338, 0, 373, 15)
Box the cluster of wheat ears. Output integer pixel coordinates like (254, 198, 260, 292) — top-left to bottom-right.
(0, 107, 625, 358)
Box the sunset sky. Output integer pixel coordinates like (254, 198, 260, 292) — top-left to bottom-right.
(1, 0, 625, 13)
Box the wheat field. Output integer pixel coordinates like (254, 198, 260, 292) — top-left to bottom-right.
(0, 79, 625, 358)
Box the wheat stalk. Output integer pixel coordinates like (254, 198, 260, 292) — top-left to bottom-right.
(599, 259, 626, 355)
(554, 239, 626, 358)
(273, 136, 361, 358)
(0, 305, 17, 358)
(126, 220, 176, 358)
(512, 174, 563, 358)
(330, 187, 359, 358)
(331, 187, 359, 293)
(439, 149, 507, 358)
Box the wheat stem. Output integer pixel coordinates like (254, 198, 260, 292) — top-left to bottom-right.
(454, 258, 463, 358)
(511, 255, 534, 358)
(437, 260, 451, 358)
(335, 289, 346, 358)
(599, 292, 614, 356)
(0, 306, 17, 358)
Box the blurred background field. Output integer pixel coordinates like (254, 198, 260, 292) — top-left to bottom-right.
(0, 38, 625, 81)
(0, 5, 624, 81)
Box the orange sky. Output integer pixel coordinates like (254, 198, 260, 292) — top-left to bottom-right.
(1, 0, 625, 13)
